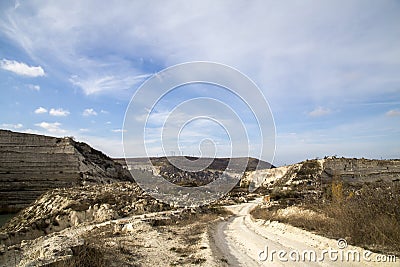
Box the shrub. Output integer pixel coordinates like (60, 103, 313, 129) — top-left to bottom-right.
(252, 181, 400, 255)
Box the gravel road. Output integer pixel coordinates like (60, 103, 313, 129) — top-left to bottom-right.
(213, 199, 398, 267)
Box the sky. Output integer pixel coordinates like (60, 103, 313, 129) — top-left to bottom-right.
(0, 0, 399, 166)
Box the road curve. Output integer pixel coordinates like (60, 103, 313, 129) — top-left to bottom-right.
(212, 199, 397, 267)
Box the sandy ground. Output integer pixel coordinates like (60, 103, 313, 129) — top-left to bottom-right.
(211, 199, 398, 267)
(1, 209, 226, 267)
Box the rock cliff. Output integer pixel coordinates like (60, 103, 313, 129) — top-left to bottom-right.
(0, 130, 132, 213)
(246, 157, 400, 190)
(0, 183, 169, 248)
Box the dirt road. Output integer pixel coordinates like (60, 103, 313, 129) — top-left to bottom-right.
(212, 199, 398, 267)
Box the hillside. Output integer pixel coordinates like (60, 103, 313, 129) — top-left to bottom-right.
(116, 156, 274, 187)
(0, 130, 132, 213)
(247, 157, 400, 192)
(117, 156, 273, 171)
(249, 157, 400, 256)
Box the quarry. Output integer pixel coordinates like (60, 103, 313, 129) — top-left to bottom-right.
(0, 130, 132, 213)
(0, 130, 399, 266)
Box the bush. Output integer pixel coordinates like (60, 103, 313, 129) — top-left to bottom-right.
(52, 243, 107, 267)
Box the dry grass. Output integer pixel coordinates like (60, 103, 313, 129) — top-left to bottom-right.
(251, 205, 331, 232)
(49, 243, 107, 267)
(251, 181, 400, 255)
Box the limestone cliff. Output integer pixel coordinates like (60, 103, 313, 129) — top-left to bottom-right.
(247, 157, 400, 190)
(0, 130, 132, 213)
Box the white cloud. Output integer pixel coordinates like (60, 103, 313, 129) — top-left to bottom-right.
(34, 107, 48, 114)
(35, 122, 66, 134)
(79, 128, 89, 132)
(100, 109, 109, 114)
(82, 108, 97, 116)
(111, 129, 127, 133)
(0, 59, 45, 77)
(28, 84, 40, 91)
(385, 109, 400, 117)
(308, 107, 331, 117)
(1, 123, 23, 129)
(49, 108, 70, 117)
(75, 134, 124, 158)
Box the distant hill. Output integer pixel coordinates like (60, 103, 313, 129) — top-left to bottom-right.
(115, 156, 274, 172)
(0, 130, 132, 213)
(115, 156, 274, 187)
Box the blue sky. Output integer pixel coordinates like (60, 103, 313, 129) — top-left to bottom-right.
(0, 0, 399, 166)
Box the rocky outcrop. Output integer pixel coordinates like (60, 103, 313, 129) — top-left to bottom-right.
(321, 157, 400, 182)
(0, 183, 169, 247)
(0, 130, 132, 213)
(248, 157, 400, 190)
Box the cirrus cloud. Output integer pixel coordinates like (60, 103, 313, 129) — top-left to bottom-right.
(111, 129, 127, 133)
(308, 107, 332, 117)
(70, 74, 150, 96)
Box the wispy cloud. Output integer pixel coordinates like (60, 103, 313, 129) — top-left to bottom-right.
(34, 107, 48, 114)
(49, 108, 70, 117)
(386, 109, 400, 117)
(0, 59, 45, 77)
(308, 107, 332, 117)
(82, 108, 97, 116)
(70, 74, 150, 95)
(111, 129, 127, 133)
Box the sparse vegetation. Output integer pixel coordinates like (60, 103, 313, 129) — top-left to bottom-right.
(251, 180, 400, 255)
(50, 243, 107, 267)
(44, 206, 228, 267)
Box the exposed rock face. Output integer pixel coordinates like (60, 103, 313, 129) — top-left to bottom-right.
(0, 183, 170, 247)
(322, 157, 400, 182)
(0, 130, 132, 213)
(248, 157, 400, 190)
